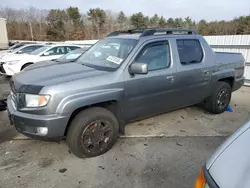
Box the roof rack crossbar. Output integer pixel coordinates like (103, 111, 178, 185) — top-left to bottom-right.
(106, 28, 197, 37)
(140, 28, 197, 37)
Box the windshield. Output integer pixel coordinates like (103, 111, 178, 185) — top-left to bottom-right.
(56, 48, 88, 62)
(30, 46, 50, 55)
(76, 38, 138, 70)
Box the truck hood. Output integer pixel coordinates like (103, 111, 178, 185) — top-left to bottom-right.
(13, 62, 111, 93)
(206, 120, 250, 188)
(22, 60, 59, 71)
(23, 59, 76, 71)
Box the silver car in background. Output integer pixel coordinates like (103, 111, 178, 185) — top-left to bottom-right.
(196, 120, 250, 188)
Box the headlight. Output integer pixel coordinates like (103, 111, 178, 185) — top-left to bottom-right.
(25, 94, 50, 107)
(6, 60, 20, 65)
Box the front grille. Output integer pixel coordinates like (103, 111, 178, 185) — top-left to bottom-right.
(0, 63, 6, 73)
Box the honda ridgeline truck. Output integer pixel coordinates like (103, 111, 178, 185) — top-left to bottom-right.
(7, 28, 245, 158)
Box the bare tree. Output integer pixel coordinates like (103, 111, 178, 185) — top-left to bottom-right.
(1, 6, 250, 40)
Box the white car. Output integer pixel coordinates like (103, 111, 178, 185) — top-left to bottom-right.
(0, 44, 44, 60)
(195, 120, 250, 188)
(0, 44, 81, 76)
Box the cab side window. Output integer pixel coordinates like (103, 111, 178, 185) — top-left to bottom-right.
(44, 47, 66, 56)
(135, 41, 171, 71)
(176, 39, 203, 65)
(66, 46, 80, 53)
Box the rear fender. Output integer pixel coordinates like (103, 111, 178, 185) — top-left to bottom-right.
(212, 68, 234, 81)
(211, 68, 234, 85)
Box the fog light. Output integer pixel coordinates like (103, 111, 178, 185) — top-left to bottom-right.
(37, 127, 48, 136)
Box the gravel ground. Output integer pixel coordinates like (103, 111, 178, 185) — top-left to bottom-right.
(0, 137, 226, 188)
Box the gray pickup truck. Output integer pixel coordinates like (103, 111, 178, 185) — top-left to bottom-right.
(7, 28, 245, 158)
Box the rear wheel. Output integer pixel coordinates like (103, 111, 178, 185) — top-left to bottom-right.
(66, 107, 119, 158)
(205, 81, 232, 114)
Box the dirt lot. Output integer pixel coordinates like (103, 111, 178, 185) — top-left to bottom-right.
(0, 75, 249, 187)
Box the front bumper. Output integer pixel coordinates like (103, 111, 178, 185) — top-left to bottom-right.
(7, 95, 69, 140)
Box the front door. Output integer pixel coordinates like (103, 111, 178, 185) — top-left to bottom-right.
(39, 46, 68, 62)
(123, 40, 177, 122)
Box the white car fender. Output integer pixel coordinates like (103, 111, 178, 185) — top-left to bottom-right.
(2, 55, 39, 75)
(206, 121, 250, 188)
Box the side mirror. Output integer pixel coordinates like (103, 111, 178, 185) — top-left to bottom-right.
(129, 63, 148, 75)
(16, 50, 23, 54)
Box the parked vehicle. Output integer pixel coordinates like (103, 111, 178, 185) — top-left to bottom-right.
(0, 44, 81, 76)
(22, 47, 89, 71)
(0, 42, 37, 54)
(195, 120, 250, 188)
(0, 44, 44, 60)
(7, 28, 245, 158)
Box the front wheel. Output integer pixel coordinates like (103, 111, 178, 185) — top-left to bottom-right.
(205, 81, 232, 114)
(66, 107, 119, 158)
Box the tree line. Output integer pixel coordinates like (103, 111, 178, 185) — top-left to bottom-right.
(0, 7, 250, 41)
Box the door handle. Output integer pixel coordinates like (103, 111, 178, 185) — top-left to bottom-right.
(166, 76, 174, 82)
(203, 70, 210, 75)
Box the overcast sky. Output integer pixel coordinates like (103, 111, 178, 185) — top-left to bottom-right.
(1, 0, 250, 21)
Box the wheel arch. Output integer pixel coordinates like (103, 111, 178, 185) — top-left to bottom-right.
(21, 62, 34, 70)
(64, 100, 124, 136)
(218, 77, 235, 88)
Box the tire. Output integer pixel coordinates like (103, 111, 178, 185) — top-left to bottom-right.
(0, 99, 7, 111)
(66, 107, 119, 158)
(205, 81, 232, 114)
(21, 63, 33, 71)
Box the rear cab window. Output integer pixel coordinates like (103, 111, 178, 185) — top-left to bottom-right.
(176, 39, 203, 65)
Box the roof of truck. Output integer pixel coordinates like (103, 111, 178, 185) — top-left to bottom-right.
(108, 34, 142, 40)
(106, 28, 201, 40)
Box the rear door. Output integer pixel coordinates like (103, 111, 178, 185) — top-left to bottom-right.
(174, 38, 209, 106)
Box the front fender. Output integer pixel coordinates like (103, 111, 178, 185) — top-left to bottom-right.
(56, 88, 124, 116)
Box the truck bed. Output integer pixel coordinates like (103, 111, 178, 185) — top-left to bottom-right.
(215, 52, 245, 66)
